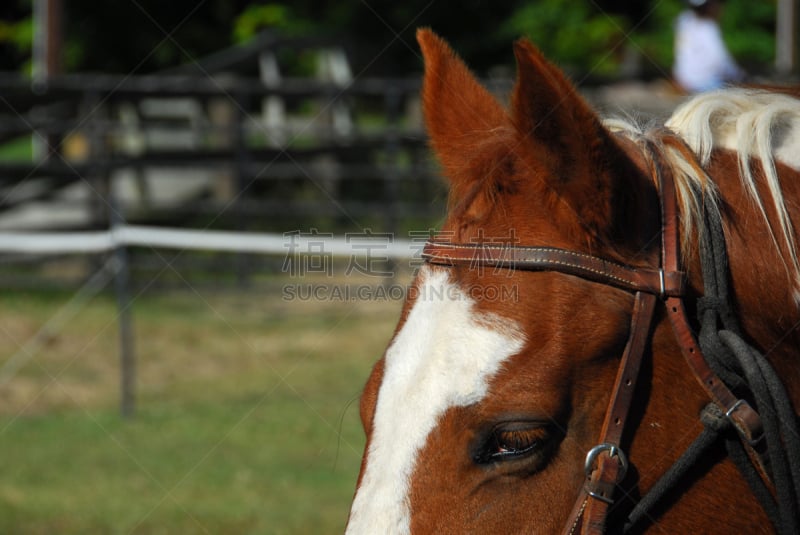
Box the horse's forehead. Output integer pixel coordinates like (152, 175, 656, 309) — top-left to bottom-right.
(346, 266, 525, 534)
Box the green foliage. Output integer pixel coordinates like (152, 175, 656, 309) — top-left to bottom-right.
(504, 0, 777, 77)
(0, 2, 784, 82)
(0, 136, 32, 162)
(503, 0, 629, 75)
(0, 12, 33, 72)
(720, 0, 776, 66)
(632, 0, 776, 73)
(232, 3, 313, 43)
(0, 16, 31, 51)
(627, 0, 684, 72)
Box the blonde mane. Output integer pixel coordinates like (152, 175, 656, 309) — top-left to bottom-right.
(605, 89, 800, 294)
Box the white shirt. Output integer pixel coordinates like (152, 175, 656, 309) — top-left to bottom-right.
(673, 11, 743, 93)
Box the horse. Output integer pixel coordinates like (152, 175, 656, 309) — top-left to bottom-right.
(346, 29, 800, 534)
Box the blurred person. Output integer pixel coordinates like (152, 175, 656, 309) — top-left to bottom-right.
(673, 0, 744, 93)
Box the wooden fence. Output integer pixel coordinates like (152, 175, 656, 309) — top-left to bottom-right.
(0, 34, 495, 289)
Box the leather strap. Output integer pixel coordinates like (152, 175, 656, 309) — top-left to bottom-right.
(421, 242, 684, 297)
(652, 136, 772, 495)
(563, 291, 658, 535)
(581, 291, 658, 533)
(650, 136, 765, 449)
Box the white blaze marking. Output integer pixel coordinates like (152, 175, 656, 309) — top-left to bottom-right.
(346, 267, 525, 534)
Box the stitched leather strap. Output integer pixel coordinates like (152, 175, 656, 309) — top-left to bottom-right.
(580, 291, 658, 533)
(563, 291, 658, 535)
(650, 136, 765, 449)
(652, 136, 772, 496)
(421, 242, 684, 297)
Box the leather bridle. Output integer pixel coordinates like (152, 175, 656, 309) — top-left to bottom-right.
(420, 135, 769, 534)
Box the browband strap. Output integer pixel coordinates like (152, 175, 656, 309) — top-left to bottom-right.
(421, 241, 684, 297)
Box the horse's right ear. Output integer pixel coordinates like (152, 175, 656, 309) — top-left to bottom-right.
(417, 29, 508, 189)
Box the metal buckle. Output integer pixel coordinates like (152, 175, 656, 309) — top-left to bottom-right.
(583, 444, 629, 505)
(725, 399, 747, 419)
(586, 487, 616, 505)
(584, 443, 629, 481)
(725, 399, 764, 447)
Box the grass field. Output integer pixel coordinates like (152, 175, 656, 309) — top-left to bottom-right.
(0, 285, 403, 533)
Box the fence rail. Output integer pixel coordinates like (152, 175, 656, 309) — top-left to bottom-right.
(0, 54, 448, 246)
(0, 224, 417, 257)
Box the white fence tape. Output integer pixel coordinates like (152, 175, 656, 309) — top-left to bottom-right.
(0, 225, 419, 259)
(0, 231, 114, 254)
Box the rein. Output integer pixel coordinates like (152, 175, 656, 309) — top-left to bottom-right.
(421, 134, 799, 533)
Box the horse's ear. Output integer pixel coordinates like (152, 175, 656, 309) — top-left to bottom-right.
(511, 39, 653, 249)
(510, 38, 608, 168)
(417, 29, 508, 189)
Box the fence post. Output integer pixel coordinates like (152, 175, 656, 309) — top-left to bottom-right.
(384, 86, 402, 284)
(84, 90, 134, 417)
(32, 0, 63, 162)
(776, 0, 799, 76)
(109, 196, 136, 418)
(233, 92, 252, 287)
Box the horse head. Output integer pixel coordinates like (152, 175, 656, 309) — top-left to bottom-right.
(346, 29, 800, 534)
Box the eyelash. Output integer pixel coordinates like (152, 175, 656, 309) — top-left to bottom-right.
(490, 429, 541, 459)
(474, 424, 550, 464)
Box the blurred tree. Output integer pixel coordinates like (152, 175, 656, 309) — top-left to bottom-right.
(502, 0, 628, 76)
(0, 0, 780, 78)
(630, 0, 776, 76)
(62, 0, 251, 73)
(0, 0, 33, 72)
(719, 1, 777, 67)
(232, 3, 314, 42)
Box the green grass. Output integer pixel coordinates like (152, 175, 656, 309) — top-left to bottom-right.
(0, 288, 402, 533)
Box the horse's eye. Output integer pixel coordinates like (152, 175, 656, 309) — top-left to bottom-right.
(474, 423, 551, 464)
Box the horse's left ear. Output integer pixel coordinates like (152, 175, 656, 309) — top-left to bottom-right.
(511, 39, 649, 247)
(511, 38, 610, 168)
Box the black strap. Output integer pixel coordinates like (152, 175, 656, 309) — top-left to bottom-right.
(624, 193, 800, 534)
(695, 196, 800, 535)
(624, 404, 779, 532)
